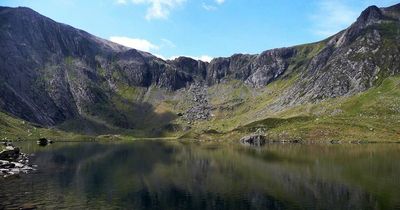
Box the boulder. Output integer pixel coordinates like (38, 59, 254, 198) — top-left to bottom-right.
(37, 138, 53, 146)
(0, 145, 36, 177)
(0, 146, 20, 160)
(240, 134, 267, 146)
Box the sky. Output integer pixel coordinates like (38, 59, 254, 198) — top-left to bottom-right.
(1, 0, 399, 61)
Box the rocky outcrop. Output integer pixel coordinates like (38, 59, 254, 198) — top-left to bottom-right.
(245, 48, 296, 87)
(205, 48, 296, 88)
(0, 144, 35, 177)
(240, 134, 267, 146)
(0, 145, 20, 160)
(37, 138, 53, 146)
(169, 56, 207, 80)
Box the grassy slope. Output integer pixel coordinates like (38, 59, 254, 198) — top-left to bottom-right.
(220, 76, 400, 142)
(4, 73, 396, 142)
(0, 112, 89, 141)
(1, 76, 398, 142)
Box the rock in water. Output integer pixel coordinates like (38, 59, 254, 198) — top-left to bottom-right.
(0, 144, 36, 177)
(37, 138, 53, 146)
(240, 134, 267, 146)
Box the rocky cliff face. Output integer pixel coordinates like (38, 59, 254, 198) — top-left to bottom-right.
(280, 4, 400, 107)
(0, 4, 399, 133)
(0, 6, 125, 125)
(0, 6, 199, 127)
(205, 48, 296, 87)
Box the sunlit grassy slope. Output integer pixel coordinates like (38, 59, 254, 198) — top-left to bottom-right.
(0, 112, 90, 141)
(208, 76, 400, 142)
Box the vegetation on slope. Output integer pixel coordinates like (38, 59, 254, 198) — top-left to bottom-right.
(0, 112, 88, 141)
(1, 75, 398, 143)
(222, 76, 400, 142)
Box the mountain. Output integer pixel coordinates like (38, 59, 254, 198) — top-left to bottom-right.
(0, 4, 399, 141)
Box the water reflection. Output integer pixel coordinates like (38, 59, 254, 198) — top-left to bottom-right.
(1, 141, 400, 209)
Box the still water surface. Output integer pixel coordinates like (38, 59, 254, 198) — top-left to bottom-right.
(1, 140, 400, 210)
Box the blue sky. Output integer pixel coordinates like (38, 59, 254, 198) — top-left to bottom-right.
(1, 0, 399, 61)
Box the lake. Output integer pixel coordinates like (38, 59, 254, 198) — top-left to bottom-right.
(1, 140, 400, 210)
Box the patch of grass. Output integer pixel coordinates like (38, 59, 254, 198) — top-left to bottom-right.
(235, 116, 313, 133)
(115, 83, 146, 102)
(208, 80, 251, 106)
(377, 21, 400, 40)
(288, 41, 327, 72)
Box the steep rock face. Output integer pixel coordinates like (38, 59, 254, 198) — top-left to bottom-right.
(0, 6, 126, 125)
(206, 57, 231, 85)
(0, 6, 200, 126)
(169, 57, 207, 81)
(279, 4, 400, 106)
(112, 51, 195, 90)
(245, 48, 296, 88)
(205, 48, 296, 87)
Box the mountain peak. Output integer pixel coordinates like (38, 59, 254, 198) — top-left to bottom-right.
(356, 5, 383, 26)
(0, 6, 38, 16)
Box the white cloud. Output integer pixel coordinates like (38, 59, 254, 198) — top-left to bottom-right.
(110, 36, 188, 61)
(202, 0, 225, 11)
(197, 55, 213, 62)
(130, 0, 186, 20)
(202, 2, 217, 11)
(161, 38, 176, 48)
(310, 0, 358, 37)
(116, 0, 128, 4)
(109, 36, 159, 52)
(170, 55, 213, 62)
(108, 35, 213, 62)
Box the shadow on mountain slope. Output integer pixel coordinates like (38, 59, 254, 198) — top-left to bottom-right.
(57, 99, 178, 137)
